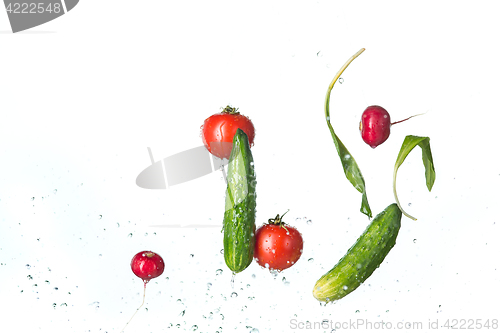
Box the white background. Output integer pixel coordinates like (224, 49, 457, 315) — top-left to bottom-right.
(1, 1, 499, 332)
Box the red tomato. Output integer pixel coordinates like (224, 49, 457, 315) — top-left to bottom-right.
(201, 106, 255, 160)
(254, 213, 303, 271)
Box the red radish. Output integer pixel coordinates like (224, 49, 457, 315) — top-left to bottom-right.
(131, 251, 165, 283)
(121, 251, 165, 332)
(359, 105, 424, 148)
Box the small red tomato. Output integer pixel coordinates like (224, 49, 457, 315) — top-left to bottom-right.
(201, 106, 255, 160)
(130, 251, 165, 283)
(254, 211, 303, 272)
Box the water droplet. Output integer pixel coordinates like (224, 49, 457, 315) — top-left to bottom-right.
(306, 219, 312, 225)
(308, 258, 314, 263)
(230, 273, 235, 288)
(231, 292, 238, 298)
(220, 249, 224, 254)
(98, 215, 102, 220)
(216, 269, 223, 276)
(53, 303, 57, 308)
(190, 254, 194, 258)
(408, 203, 412, 206)
(413, 239, 417, 243)
(127, 233, 133, 238)
(180, 309, 185, 316)
(27, 275, 33, 280)
(250, 329, 260, 333)
(26, 264, 31, 269)
(191, 325, 198, 331)
(31, 197, 35, 201)
(343, 285, 348, 290)
(339, 77, 344, 84)
(60, 303, 67, 307)
(355, 310, 360, 313)
(207, 283, 212, 290)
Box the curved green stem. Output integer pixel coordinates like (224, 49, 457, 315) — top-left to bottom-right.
(324, 48, 365, 128)
(323, 48, 372, 218)
(393, 165, 417, 221)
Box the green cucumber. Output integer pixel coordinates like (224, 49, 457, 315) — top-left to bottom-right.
(313, 203, 402, 303)
(223, 128, 257, 273)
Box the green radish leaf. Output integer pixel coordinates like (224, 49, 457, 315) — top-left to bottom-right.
(324, 48, 372, 218)
(393, 135, 436, 220)
(327, 124, 372, 218)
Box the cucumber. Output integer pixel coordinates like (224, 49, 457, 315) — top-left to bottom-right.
(313, 203, 402, 303)
(223, 128, 257, 273)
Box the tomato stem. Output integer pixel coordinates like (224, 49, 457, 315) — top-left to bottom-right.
(268, 210, 290, 231)
(222, 105, 239, 115)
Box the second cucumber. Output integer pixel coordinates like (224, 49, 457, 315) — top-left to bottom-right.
(313, 203, 402, 303)
(223, 128, 257, 274)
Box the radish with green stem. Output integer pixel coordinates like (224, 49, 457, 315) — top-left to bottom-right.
(359, 105, 425, 148)
(121, 251, 165, 332)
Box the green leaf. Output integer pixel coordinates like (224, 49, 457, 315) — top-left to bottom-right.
(393, 135, 436, 220)
(327, 123, 372, 218)
(324, 48, 372, 218)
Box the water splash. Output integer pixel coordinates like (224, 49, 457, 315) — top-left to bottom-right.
(230, 273, 235, 289)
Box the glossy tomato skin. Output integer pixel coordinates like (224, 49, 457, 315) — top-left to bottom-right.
(131, 251, 165, 283)
(201, 111, 255, 160)
(254, 224, 303, 271)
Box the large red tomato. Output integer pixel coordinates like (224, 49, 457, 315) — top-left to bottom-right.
(254, 212, 303, 272)
(201, 106, 255, 160)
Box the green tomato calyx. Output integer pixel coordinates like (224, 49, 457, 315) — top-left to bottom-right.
(268, 210, 290, 231)
(222, 105, 240, 115)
